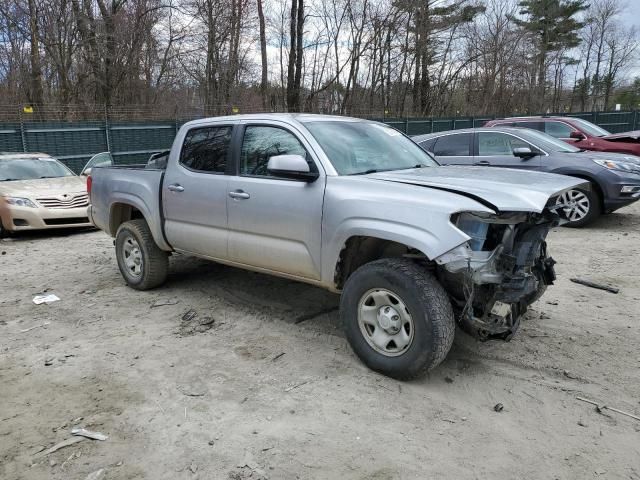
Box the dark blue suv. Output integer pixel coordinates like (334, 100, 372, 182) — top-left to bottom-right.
(413, 127, 640, 227)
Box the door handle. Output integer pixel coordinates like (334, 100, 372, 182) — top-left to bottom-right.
(474, 161, 491, 166)
(167, 184, 184, 192)
(229, 190, 250, 200)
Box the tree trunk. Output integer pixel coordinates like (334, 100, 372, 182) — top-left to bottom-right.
(257, 0, 268, 110)
(27, 0, 44, 107)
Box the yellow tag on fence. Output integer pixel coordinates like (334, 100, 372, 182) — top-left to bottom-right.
(23, 106, 34, 114)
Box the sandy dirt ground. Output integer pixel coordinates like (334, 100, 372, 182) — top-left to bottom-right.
(1, 203, 640, 480)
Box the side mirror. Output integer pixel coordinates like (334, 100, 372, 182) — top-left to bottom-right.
(267, 154, 319, 182)
(513, 147, 536, 159)
(570, 131, 586, 140)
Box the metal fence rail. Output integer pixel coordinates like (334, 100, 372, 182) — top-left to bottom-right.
(1, 109, 638, 173)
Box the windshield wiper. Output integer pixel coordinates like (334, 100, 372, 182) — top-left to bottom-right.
(349, 169, 384, 175)
(0, 178, 18, 182)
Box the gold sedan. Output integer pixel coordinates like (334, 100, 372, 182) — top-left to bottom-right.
(0, 152, 108, 236)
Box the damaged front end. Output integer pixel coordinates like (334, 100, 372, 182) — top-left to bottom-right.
(435, 208, 563, 341)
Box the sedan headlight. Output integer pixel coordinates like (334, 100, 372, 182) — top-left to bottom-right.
(4, 196, 37, 208)
(593, 159, 640, 175)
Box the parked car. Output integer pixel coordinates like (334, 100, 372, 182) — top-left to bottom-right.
(413, 127, 640, 227)
(0, 152, 112, 236)
(484, 116, 640, 156)
(88, 114, 585, 379)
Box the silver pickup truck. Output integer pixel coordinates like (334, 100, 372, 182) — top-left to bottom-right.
(88, 114, 584, 379)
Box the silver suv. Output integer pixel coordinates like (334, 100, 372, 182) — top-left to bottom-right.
(88, 114, 584, 379)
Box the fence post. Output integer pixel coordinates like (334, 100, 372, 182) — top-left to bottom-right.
(634, 110, 638, 130)
(18, 107, 27, 152)
(404, 117, 409, 134)
(104, 106, 111, 152)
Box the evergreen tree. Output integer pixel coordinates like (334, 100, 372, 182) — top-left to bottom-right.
(513, 0, 589, 110)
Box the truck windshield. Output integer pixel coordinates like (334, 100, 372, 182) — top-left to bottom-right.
(303, 121, 438, 175)
(0, 157, 74, 181)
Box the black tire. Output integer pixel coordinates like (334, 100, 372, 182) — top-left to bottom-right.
(560, 186, 601, 228)
(340, 258, 455, 380)
(115, 219, 169, 290)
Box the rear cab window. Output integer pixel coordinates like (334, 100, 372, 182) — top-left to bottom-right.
(180, 126, 233, 173)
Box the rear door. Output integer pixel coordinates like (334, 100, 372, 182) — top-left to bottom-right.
(163, 123, 234, 258)
(475, 131, 542, 169)
(428, 132, 474, 165)
(226, 122, 325, 280)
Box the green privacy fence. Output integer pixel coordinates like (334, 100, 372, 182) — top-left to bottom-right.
(1, 110, 638, 173)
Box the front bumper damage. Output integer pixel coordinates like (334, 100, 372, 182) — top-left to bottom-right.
(435, 210, 561, 341)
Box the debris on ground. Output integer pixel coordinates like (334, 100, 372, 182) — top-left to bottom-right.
(71, 427, 109, 441)
(33, 294, 60, 305)
(85, 468, 106, 480)
(20, 322, 50, 333)
(576, 396, 640, 421)
(177, 309, 216, 336)
(237, 450, 268, 479)
(150, 299, 179, 308)
(494, 403, 504, 412)
(570, 278, 619, 294)
(35, 436, 85, 457)
(272, 352, 286, 361)
(44, 357, 54, 366)
(284, 380, 309, 392)
(578, 420, 588, 427)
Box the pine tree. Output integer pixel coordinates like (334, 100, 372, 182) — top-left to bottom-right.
(513, 0, 589, 111)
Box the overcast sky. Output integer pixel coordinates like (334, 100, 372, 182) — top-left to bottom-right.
(621, 1, 640, 29)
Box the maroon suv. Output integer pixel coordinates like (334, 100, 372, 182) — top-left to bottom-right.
(484, 116, 640, 156)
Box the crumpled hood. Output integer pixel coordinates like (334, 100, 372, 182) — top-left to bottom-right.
(368, 166, 588, 213)
(602, 130, 640, 142)
(0, 175, 86, 198)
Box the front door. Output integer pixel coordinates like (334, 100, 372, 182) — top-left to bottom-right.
(163, 124, 233, 258)
(475, 131, 541, 169)
(226, 124, 325, 280)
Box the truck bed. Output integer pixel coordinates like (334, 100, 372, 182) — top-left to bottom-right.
(88, 165, 170, 250)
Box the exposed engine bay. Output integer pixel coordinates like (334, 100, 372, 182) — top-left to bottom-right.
(435, 208, 564, 341)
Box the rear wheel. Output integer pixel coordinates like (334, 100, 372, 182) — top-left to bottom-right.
(557, 187, 601, 228)
(340, 258, 455, 380)
(115, 219, 168, 290)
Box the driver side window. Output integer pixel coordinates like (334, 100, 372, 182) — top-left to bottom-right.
(240, 126, 311, 177)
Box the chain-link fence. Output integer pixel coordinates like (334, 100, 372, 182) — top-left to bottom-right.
(1, 105, 638, 173)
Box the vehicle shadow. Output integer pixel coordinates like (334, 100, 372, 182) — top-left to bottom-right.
(167, 254, 342, 335)
(581, 209, 640, 230)
(1, 227, 97, 241)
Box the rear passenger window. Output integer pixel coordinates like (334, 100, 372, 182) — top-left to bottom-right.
(180, 126, 232, 173)
(544, 121, 573, 138)
(432, 133, 472, 156)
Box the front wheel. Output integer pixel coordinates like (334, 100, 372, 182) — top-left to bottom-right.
(556, 187, 601, 228)
(115, 219, 168, 290)
(340, 258, 455, 380)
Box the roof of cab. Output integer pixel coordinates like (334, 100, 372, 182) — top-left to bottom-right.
(0, 152, 53, 160)
(181, 113, 374, 128)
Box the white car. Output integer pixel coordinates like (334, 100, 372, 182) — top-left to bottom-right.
(0, 152, 112, 236)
